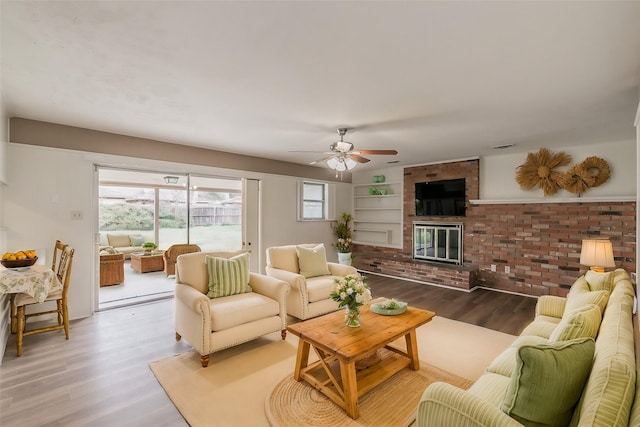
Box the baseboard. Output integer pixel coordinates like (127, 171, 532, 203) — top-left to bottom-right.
(357, 269, 538, 299)
(357, 269, 475, 293)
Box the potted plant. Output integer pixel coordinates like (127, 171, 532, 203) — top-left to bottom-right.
(332, 212, 353, 265)
(142, 242, 157, 254)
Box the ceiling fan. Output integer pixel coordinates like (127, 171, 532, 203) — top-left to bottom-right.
(304, 128, 398, 171)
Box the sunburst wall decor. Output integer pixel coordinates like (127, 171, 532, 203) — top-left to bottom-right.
(515, 148, 572, 196)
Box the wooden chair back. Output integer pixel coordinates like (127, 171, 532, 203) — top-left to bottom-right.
(51, 239, 74, 296)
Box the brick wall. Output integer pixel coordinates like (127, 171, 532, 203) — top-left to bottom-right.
(353, 159, 636, 297)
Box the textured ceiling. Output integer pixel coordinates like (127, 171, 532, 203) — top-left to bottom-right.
(2, 1, 639, 171)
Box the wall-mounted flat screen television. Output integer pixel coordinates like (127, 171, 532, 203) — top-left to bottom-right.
(415, 178, 466, 216)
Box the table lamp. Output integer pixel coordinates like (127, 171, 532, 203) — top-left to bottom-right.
(579, 239, 615, 272)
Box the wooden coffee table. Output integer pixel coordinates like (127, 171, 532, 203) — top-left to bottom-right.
(130, 252, 164, 273)
(287, 304, 436, 419)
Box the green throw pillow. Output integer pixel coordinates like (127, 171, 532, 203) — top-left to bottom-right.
(129, 234, 145, 246)
(584, 270, 614, 292)
(501, 338, 595, 427)
(565, 289, 609, 314)
(206, 253, 251, 299)
(296, 244, 331, 278)
(548, 304, 601, 342)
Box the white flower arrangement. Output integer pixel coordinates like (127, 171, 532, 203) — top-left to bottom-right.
(330, 274, 372, 310)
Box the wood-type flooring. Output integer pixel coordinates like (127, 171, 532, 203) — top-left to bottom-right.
(0, 272, 537, 426)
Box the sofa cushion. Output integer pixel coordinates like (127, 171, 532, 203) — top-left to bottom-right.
(209, 292, 279, 331)
(519, 318, 560, 339)
(467, 372, 512, 407)
(584, 270, 614, 292)
(129, 234, 145, 246)
(486, 335, 548, 378)
(206, 253, 251, 298)
(107, 233, 132, 247)
(268, 246, 300, 273)
(99, 246, 118, 255)
(296, 244, 331, 278)
(565, 289, 609, 314)
(501, 338, 595, 427)
(306, 275, 338, 303)
(571, 288, 637, 426)
(548, 304, 601, 342)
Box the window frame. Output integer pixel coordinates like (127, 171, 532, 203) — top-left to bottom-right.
(299, 180, 328, 221)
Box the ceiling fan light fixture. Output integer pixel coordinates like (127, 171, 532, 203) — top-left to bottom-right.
(327, 157, 339, 169)
(332, 141, 353, 153)
(335, 159, 347, 172)
(164, 176, 179, 184)
(345, 157, 357, 170)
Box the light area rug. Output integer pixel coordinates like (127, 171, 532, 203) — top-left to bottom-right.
(149, 316, 516, 427)
(265, 352, 473, 427)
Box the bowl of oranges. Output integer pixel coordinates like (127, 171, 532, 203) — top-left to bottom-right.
(1, 250, 38, 268)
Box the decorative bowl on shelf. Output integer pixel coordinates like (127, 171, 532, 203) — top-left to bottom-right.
(1, 256, 38, 268)
(370, 299, 407, 316)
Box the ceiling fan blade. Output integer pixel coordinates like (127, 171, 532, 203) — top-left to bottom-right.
(288, 150, 331, 153)
(352, 149, 398, 155)
(350, 154, 371, 163)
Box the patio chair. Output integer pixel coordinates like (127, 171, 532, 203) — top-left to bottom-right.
(163, 244, 201, 276)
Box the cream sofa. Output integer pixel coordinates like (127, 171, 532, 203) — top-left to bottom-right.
(265, 244, 358, 320)
(99, 233, 145, 259)
(174, 251, 289, 367)
(417, 268, 638, 427)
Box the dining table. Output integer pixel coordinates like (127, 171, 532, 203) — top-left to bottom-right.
(0, 264, 62, 334)
(0, 264, 62, 303)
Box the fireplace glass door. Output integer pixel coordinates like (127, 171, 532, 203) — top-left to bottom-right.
(413, 222, 462, 265)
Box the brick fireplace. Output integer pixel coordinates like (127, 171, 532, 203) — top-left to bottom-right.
(352, 159, 636, 297)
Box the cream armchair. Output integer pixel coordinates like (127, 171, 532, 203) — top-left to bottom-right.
(265, 244, 358, 320)
(174, 251, 289, 367)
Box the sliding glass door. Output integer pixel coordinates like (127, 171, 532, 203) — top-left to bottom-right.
(187, 175, 243, 252)
(97, 168, 252, 309)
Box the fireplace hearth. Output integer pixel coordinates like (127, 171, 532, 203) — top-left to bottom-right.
(413, 222, 463, 265)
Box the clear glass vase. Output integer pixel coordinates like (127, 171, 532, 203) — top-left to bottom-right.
(345, 306, 361, 328)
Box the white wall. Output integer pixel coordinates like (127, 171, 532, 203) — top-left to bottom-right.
(480, 139, 636, 200)
(3, 143, 352, 323)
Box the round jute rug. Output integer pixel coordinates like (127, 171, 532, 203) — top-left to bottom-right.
(264, 362, 473, 427)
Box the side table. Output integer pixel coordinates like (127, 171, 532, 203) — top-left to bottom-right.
(130, 252, 164, 273)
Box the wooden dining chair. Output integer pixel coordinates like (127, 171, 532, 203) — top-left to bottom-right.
(14, 240, 75, 356)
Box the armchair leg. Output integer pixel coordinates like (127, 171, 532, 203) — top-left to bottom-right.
(175, 332, 181, 341)
(200, 354, 210, 367)
(281, 329, 287, 340)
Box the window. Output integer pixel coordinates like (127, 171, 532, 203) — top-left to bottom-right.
(301, 181, 327, 220)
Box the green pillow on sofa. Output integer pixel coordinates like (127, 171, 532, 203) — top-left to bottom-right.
(296, 244, 331, 278)
(501, 338, 595, 427)
(565, 289, 609, 314)
(584, 270, 614, 292)
(206, 253, 251, 298)
(548, 304, 601, 342)
(129, 234, 145, 246)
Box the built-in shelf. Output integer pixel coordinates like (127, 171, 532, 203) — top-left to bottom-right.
(354, 194, 401, 199)
(352, 169, 403, 249)
(353, 228, 392, 244)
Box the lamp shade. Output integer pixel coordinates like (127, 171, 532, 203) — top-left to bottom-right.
(580, 239, 615, 272)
